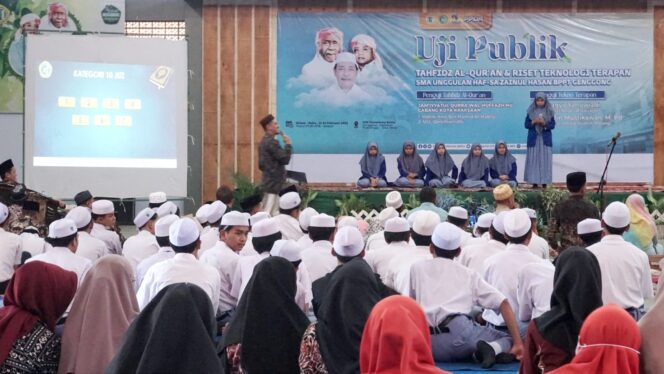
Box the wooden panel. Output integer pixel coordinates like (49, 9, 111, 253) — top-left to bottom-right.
(578, 0, 647, 12)
(219, 6, 237, 185)
(236, 7, 254, 179)
(655, 8, 664, 185)
(202, 111, 219, 201)
(202, 6, 219, 201)
(502, 0, 572, 12)
(427, 0, 496, 11)
(279, 0, 347, 12)
(254, 6, 271, 182)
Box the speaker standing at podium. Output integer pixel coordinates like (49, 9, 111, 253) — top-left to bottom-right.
(258, 114, 292, 216)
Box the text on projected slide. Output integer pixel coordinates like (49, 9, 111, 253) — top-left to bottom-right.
(33, 61, 177, 168)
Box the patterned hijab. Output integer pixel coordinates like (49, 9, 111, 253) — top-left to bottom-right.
(461, 144, 490, 180)
(397, 141, 424, 174)
(624, 194, 657, 250)
(527, 92, 555, 123)
(359, 141, 384, 178)
(425, 143, 455, 178)
(489, 141, 516, 176)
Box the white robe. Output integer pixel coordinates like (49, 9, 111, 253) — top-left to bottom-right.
(272, 214, 304, 241)
(75, 231, 108, 262)
(459, 239, 506, 274)
(27, 246, 92, 285)
(91, 223, 122, 255)
(299, 53, 336, 88)
(365, 241, 414, 283)
(199, 241, 241, 312)
(122, 230, 160, 272)
(300, 240, 337, 282)
(295, 83, 374, 109)
(388, 245, 433, 294)
(0, 228, 22, 282)
(517, 261, 555, 321)
(19, 232, 45, 257)
(135, 246, 175, 291)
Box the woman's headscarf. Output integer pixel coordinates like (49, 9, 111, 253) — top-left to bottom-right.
(461, 144, 490, 180)
(535, 247, 603, 359)
(221, 256, 309, 373)
(489, 141, 516, 176)
(106, 283, 221, 373)
(59, 255, 139, 374)
(639, 280, 664, 374)
(351, 34, 383, 69)
(317, 258, 384, 374)
(397, 141, 424, 174)
(425, 142, 455, 179)
(623, 194, 657, 250)
(360, 295, 450, 374)
(549, 305, 640, 374)
(527, 92, 555, 123)
(0, 261, 77, 364)
(359, 141, 384, 178)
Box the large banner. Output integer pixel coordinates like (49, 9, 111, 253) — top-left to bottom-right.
(277, 12, 653, 156)
(0, 0, 124, 113)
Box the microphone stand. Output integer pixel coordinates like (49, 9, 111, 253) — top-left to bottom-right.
(596, 138, 618, 212)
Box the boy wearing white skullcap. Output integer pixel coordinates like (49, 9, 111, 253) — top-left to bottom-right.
(577, 218, 603, 246)
(447, 206, 473, 248)
(365, 207, 399, 251)
(364, 217, 414, 286)
(199, 200, 228, 254)
(135, 214, 179, 290)
(409, 222, 523, 368)
(459, 212, 509, 274)
(122, 208, 159, 272)
(272, 192, 304, 241)
(464, 212, 495, 249)
(27, 218, 92, 285)
(65, 206, 107, 262)
(90, 199, 122, 255)
(137, 218, 221, 312)
(296, 207, 318, 249)
(481, 209, 544, 338)
(521, 208, 550, 260)
(301, 213, 338, 282)
(588, 202, 652, 320)
(272, 239, 313, 313)
(196, 204, 211, 231)
(199, 211, 251, 316)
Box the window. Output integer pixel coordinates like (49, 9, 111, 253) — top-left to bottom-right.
(125, 21, 186, 40)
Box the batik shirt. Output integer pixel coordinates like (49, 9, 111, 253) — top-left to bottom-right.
(258, 134, 292, 194)
(547, 195, 600, 251)
(0, 321, 60, 374)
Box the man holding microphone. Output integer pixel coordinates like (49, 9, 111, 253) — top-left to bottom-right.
(258, 114, 292, 216)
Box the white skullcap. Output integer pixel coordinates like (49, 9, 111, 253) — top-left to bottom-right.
(221, 211, 250, 227)
(195, 204, 210, 224)
(378, 207, 399, 227)
(473, 212, 495, 237)
(157, 201, 178, 218)
(299, 207, 318, 230)
(407, 211, 420, 228)
(156, 214, 179, 237)
(20, 13, 40, 26)
(47, 218, 78, 239)
(310, 213, 336, 228)
(413, 211, 440, 236)
(333, 226, 364, 257)
(335, 52, 358, 66)
(338, 216, 359, 229)
(385, 191, 403, 209)
(431, 222, 462, 250)
(272, 239, 302, 262)
(602, 201, 630, 228)
(492, 212, 506, 235)
(134, 208, 157, 229)
(0, 203, 7, 225)
(169, 218, 200, 247)
(252, 218, 280, 238)
(206, 201, 227, 224)
(503, 209, 532, 238)
(384, 217, 409, 233)
(250, 212, 271, 226)
(448, 206, 468, 220)
(149, 191, 167, 204)
(65, 206, 92, 229)
(577, 218, 602, 235)
(351, 34, 377, 49)
(523, 208, 537, 220)
(91, 199, 115, 215)
(279, 192, 301, 210)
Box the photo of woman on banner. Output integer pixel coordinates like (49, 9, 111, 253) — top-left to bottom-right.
(524, 92, 556, 188)
(8, 14, 41, 77)
(298, 27, 344, 88)
(40, 2, 78, 32)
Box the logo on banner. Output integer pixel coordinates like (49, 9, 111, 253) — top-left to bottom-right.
(101, 5, 122, 25)
(38, 61, 53, 79)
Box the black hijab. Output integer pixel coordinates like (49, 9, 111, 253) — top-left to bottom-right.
(220, 256, 309, 373)
(534, 247, 603, 358)
(105, 283, 221, 374)
(316, 257, 383, 374)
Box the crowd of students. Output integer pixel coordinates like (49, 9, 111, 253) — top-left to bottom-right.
(0, 172, 662, 373)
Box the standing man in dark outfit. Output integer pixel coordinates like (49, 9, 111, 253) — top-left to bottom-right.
(258, 114, 292, 216)
(547, 171, 600, 254)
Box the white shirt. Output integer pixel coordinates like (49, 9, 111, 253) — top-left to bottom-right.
(517, 261, 555, 321)
(137, 253, 221, 312)
(297, 262, 314, 309)
(464, 232, 490, 249)
(410, 257, 506, 326)
(91, 223, 122, 255)
(365, 241, 414, 282)
(528, 233, 550, 260)
(199, 227, 220, 254)
(239, 235, 259, 257)
(300, 53, 336, 88)
(272, 214, 304, 241)
(19, 232, 46, 257)
(297, 235, 313, 249)
(365, 231, 387, 251)
(76, 231, 108, 262)
(135, 246, 175, 291)
(459, 230, 473, 248)
(199, 241, 241, 312)
(385, 245, 432, 291)
(230, 252, 270, 300)
(0, 228, 21, 282)
(122, 230, 159, 272)
(27, 246, 92, 285)
(587, 235, 653, 308)
(300, 240, 337, 282)
(459, 239, 506, 274)
(482, 243, 543, 326)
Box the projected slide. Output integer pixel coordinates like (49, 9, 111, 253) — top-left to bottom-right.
(33, 61, 177, 168)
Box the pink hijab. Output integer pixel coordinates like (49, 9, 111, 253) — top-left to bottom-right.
(624, 194, 657, 249)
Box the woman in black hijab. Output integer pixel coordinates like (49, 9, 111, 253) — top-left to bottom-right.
(220, 256, 309, 373)
(519, 247, 603, 374)
(106, 283, 221, 373)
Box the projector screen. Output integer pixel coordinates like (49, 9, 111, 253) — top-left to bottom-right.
(24, 34, 188, 199)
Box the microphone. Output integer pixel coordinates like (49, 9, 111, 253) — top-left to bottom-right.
(607, 132, 621, 147)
